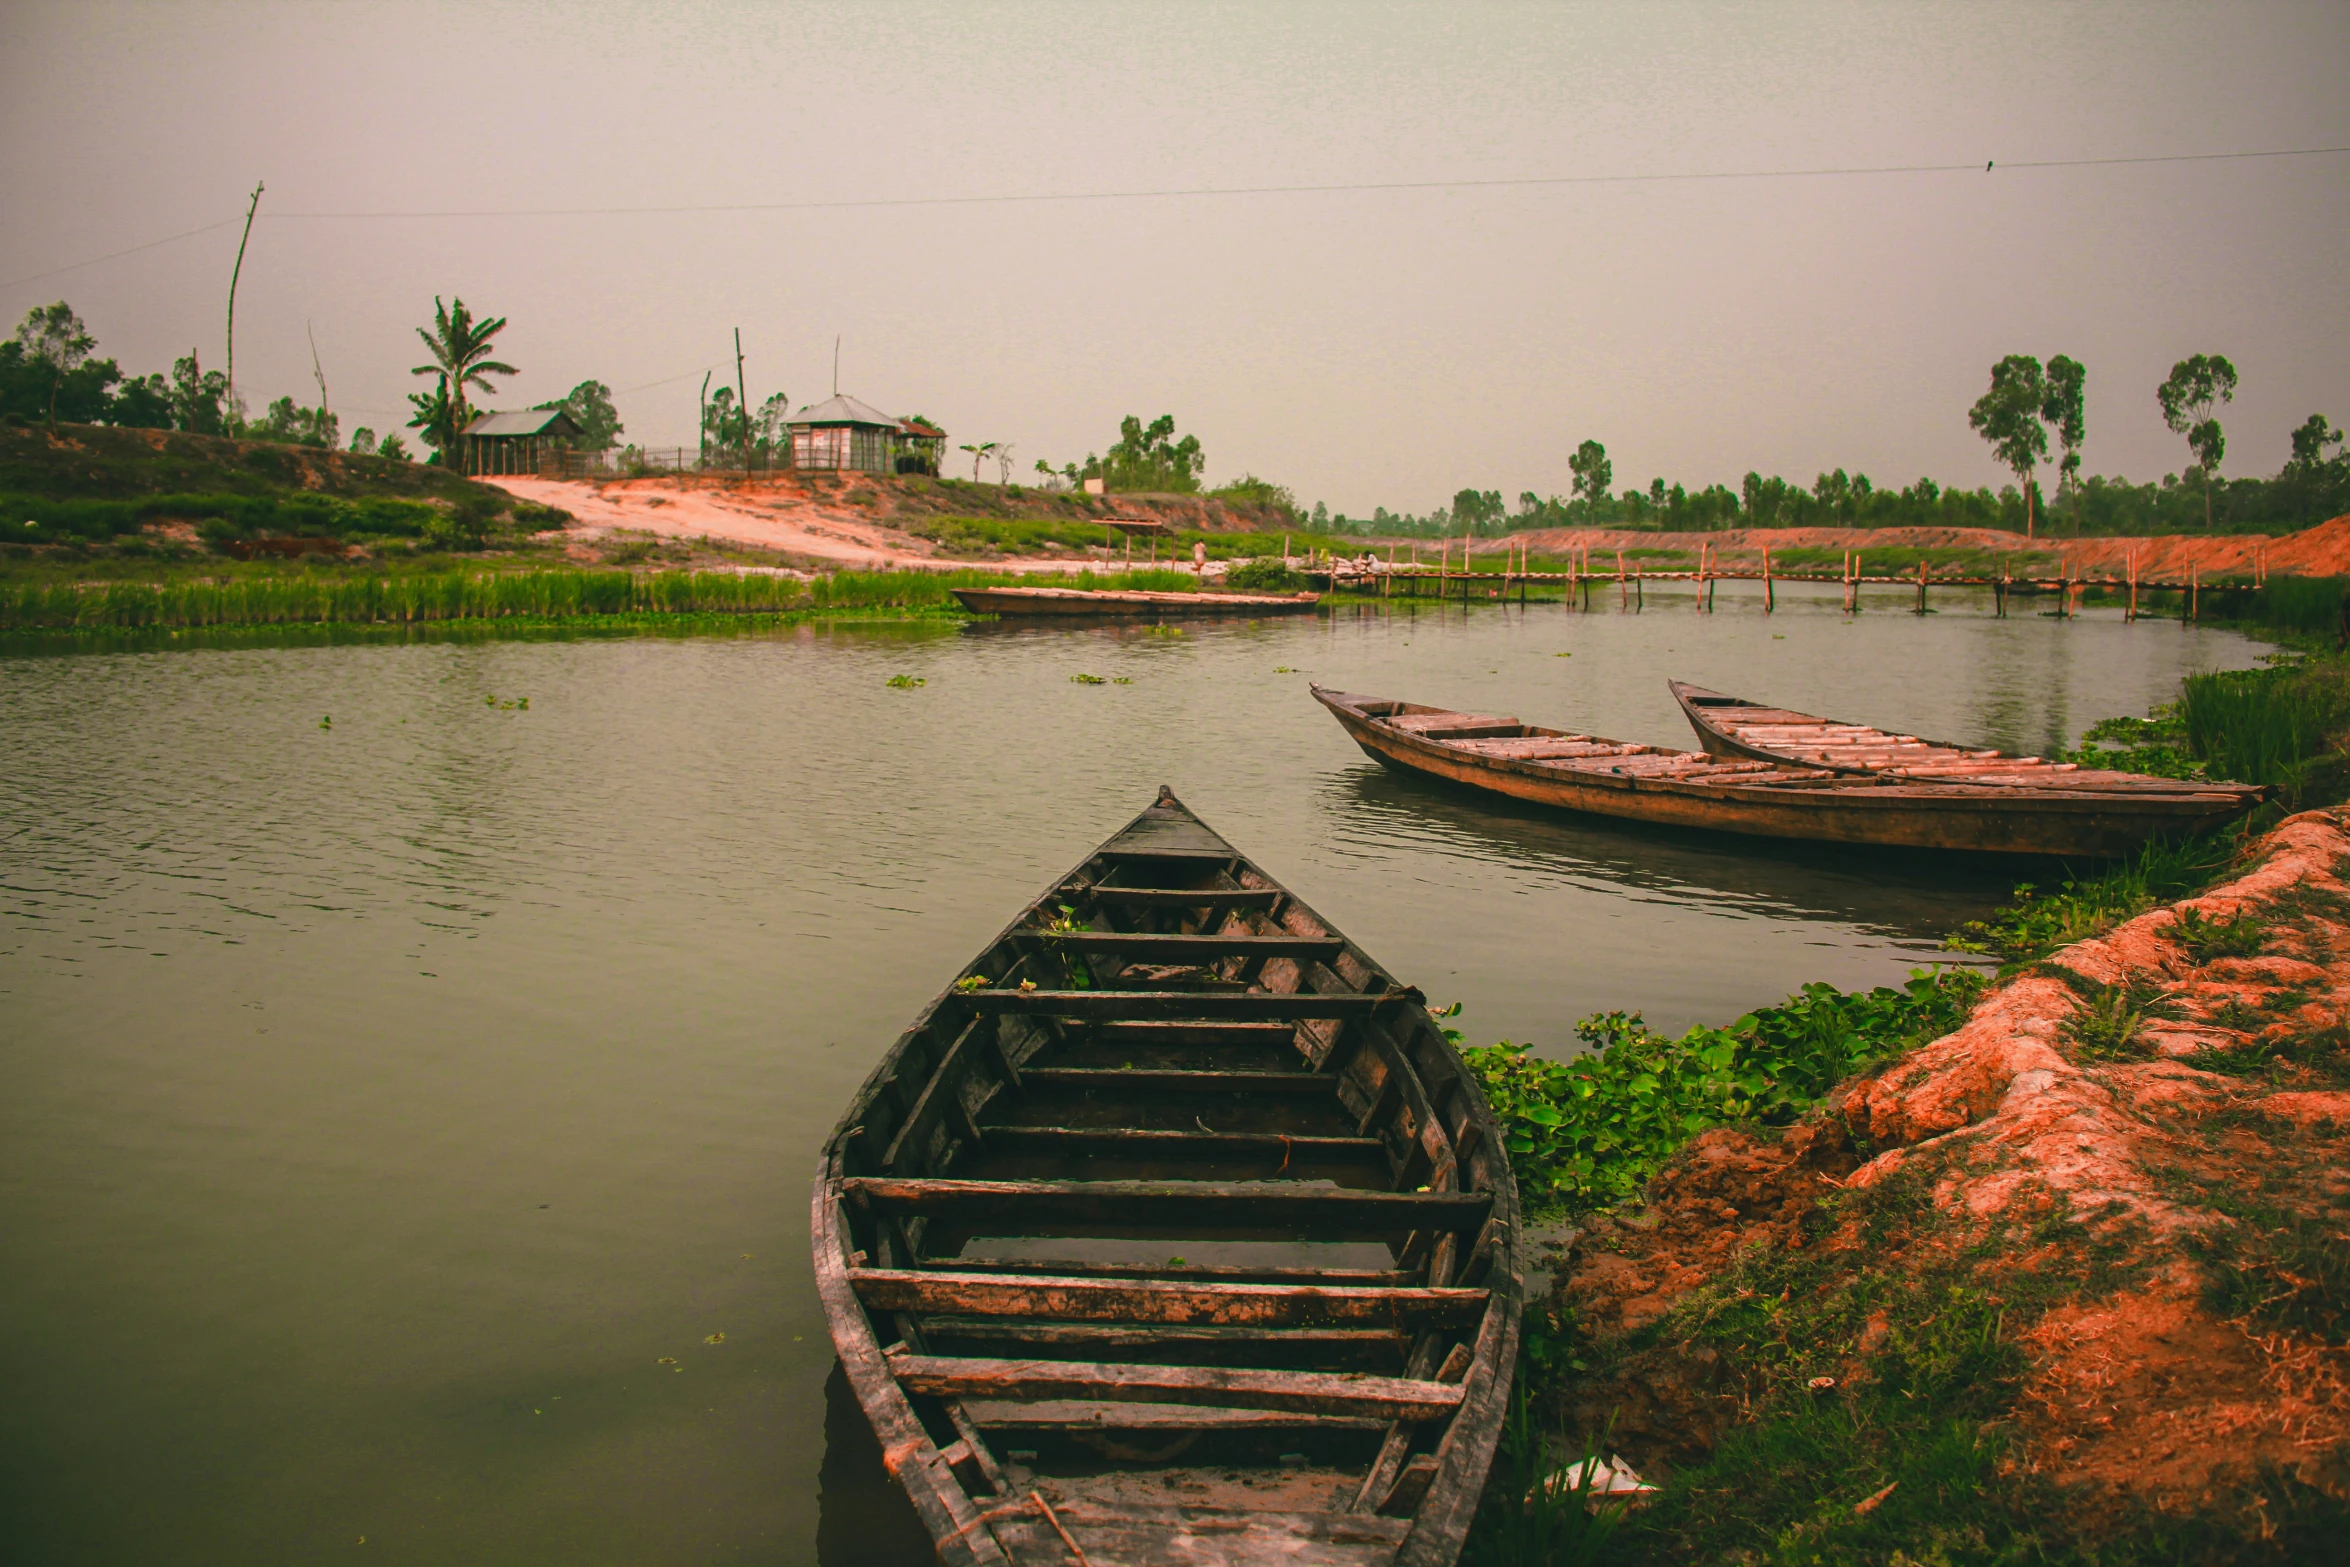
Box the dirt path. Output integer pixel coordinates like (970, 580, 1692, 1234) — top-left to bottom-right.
(482, 477, 1076, 572)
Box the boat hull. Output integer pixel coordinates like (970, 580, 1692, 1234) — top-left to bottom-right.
(1317, 688, 2252, 857)
(952, 585, 1321, 618)
(814, 788, 1518, 1565)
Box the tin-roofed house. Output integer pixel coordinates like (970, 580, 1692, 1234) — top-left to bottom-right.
(788, 395, 946, 476)
(459, 408, 582, 477)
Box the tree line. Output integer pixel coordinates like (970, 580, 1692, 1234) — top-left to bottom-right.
(2, 298, 626, 470)
(1313, 357, 2347, 540)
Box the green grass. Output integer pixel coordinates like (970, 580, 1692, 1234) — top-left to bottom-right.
(0, 563, 1251, 631)
(1947, 829, 2251, 968)
(2179, 659, 2350, 803)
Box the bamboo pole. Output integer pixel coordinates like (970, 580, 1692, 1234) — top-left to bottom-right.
(1763, 544, 1774, 613)
(1916, 557, 1927, 616)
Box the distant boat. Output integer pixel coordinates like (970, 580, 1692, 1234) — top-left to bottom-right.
(814, 786, 1519, 1566)
(1313, 685, 2261, 856)
(952, 584, 1319, 618)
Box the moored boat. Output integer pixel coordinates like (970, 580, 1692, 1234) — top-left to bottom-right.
(1670, 681, 2270, 806)
(951, 584, 1321, 618)
(1313, 685, 2261, 856)
(813, 787, 1520, 1565)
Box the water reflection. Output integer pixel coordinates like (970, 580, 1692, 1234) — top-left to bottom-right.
(1324, 761, 2020, 939)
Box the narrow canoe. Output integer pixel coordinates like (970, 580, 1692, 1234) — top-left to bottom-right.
(814, 787, 1520, 1566)
(1312, 684, 2260, 856)
(1670, 681, 2269, 806)
(952, 585, 1321, 618)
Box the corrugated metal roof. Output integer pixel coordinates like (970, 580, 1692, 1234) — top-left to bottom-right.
(461, 408, 580, 438)
(787, 394, 905, 429)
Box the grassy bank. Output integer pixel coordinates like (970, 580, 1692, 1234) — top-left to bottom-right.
(0, 564, 1227, 632)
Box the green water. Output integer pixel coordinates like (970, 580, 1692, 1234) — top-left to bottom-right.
(0, 584, 2268, 1563)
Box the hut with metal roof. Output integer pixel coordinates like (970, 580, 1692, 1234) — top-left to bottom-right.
(788, 394, 944, 476)
(459, 408, 582, 477)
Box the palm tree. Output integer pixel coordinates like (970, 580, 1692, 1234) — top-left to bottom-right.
(411, 297, 517, 466)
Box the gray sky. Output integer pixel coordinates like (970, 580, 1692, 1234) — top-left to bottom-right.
(4, 1, 2345, 515)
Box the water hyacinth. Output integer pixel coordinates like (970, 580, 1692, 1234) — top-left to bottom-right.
(1460, 968, 1986, 1217)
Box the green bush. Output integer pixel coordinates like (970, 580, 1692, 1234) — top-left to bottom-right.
(1224, 557, 1309, 592)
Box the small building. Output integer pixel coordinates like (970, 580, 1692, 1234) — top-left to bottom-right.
(459, 408, 581, 477)
(789, 394, 945, 477)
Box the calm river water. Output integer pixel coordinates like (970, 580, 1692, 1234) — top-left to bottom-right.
(0, 583, 2267, 1564)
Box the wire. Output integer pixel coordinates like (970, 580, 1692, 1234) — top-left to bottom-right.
(8, 144, 2343, 288)
(0, 217, 241, 289)
(255, 144, 2350, 221)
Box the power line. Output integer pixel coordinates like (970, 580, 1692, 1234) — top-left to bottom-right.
(255, 144, 2350, 220)
(0, 217, 241, 289)
(7, 144, 2344, 289)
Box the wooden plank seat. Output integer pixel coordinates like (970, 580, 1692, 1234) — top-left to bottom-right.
(981, 1126, 1387, 1161)
(1083, 886, 1286, 910)
(961, 989, 1393, 1020)
(885, 1350, 1469, 1422)
(1089, 1020, 1300, 1046)
(915, 1257, 1416, 1287)
(848, 1268, 1491, 1326)
(843, 1178, 1493, 1234)
(1022, 1067, 1338, 1095)
(956, 1399, 1387, 1433)
(920, 1318, 1405, 1370)
(1017, 932, 1345, 962)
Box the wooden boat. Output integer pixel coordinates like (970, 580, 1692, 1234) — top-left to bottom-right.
(951, 584, 1321, 618)
(1670, 681, 2270, 805)
(1312, 685, 2261, 856)
(813, 787, 1521, 1566)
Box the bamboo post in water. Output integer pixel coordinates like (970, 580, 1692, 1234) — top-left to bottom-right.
(1763, 544, 1774, 613)
(2127, 550, 2139, 622)
(1618, 550, 1627, 610)
(1916, 557, 1928, 616)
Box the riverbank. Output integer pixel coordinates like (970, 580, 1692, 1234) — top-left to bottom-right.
(1465, 809, 2350, 1562)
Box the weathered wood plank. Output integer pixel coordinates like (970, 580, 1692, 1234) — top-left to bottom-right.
(1023, 932, 1344, 962)
(916, 1256, 1415, 1287)
(981, 1126, 1386, 1161)
(810, 1160, 1011, 1566)
(1085, 887, 1284, 910)
(958, 1399, 1386, 1433)
(887, 1349, 1468, 1421)
(963, 989, 1389, 1020)
(985, 1500, 1408, 1565)
(1023, 1066, 1338, 1095)
(1089, 1019, 1299, 1046)
(921, 1317, 1403, 1367)
(849, 1268, 1490, 1326)
(843, 1177, 1493, 1234)
(1377, 1454, 1441, 1517)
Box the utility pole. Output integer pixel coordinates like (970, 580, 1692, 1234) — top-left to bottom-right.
(225, 180, 264, 431)
(735, 327, 749, 472)
(306, 320, 329, 425)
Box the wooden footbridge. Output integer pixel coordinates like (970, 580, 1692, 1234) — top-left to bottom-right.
(1315, 540, 2272, 621)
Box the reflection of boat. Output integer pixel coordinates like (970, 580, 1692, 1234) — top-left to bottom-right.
(951, 585, 1319, 618)
(813, 787, 1518, 1565)
(1671, 681, 2268, 808)
(1313, 684, 2257, 858)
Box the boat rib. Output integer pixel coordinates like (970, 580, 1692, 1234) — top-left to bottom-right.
(814, 786, 1520, 1565)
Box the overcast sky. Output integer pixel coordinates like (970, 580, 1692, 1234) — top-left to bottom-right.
(3, 1, 2344, 514)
